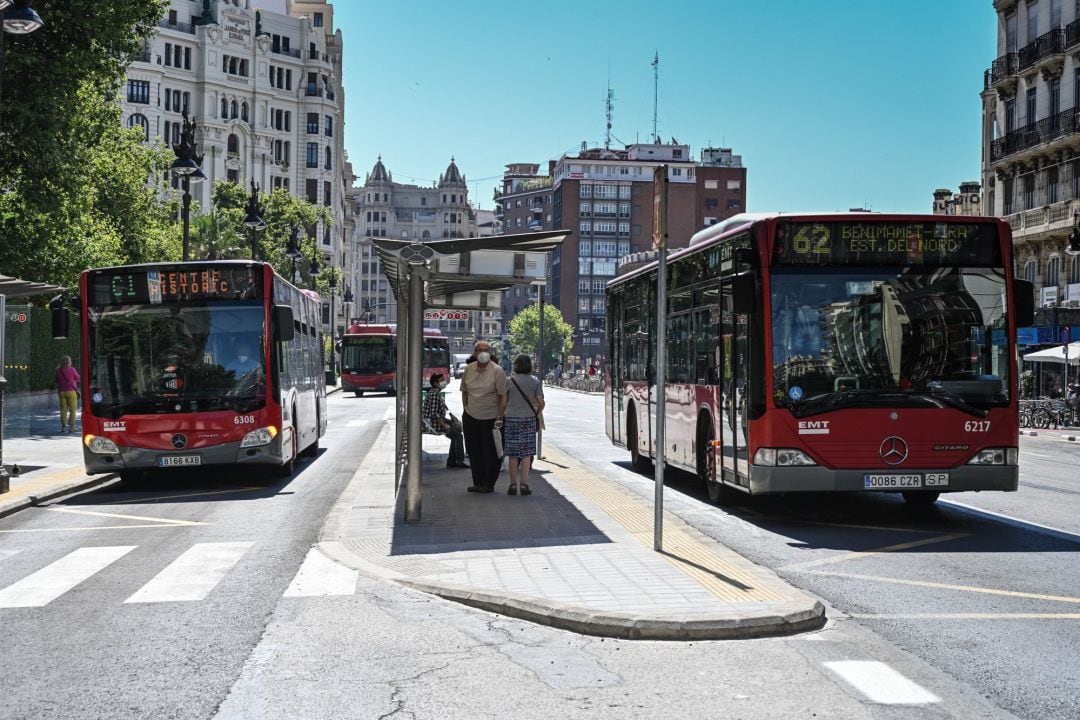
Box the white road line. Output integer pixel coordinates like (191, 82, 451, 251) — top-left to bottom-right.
(283, 546, 358, 597)
(0, 546, 136, 608)
(124, 542, 253, 604)
(824, 661, 940, 705)
(1020, 451, 1050, 458)
(345, 419, 370, 428)
(0, 549, 20, 563)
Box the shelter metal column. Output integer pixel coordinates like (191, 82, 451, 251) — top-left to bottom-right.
(404, 266, 426, 522)
(395, 291, 407, 493)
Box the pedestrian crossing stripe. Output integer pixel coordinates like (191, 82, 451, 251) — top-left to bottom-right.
(0, 542, 360, 608)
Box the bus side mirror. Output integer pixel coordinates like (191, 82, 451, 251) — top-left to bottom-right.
(50, 295, 70, 339)
(732, 272, 757, 315)
(274, 305, 295, 342)
(1013, 279, 1034, 328)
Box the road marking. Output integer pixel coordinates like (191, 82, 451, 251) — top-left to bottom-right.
(124, 542, 253, 603)
(941, 500, 1080, 546)
(808, 569, 1080, 604)
(0, 550, 20, 563)
(0, 546, 136, 608)
(46, 508, 206, 526)
(1021, 451, 1050, 458)
(780, 533, 969, 571)
(283, 546, 358, 597)
(345, 419, 369, 428)
(824, 661, 939, 704)
(852, 613, 1080, 620)
(99, 487, 263, 505)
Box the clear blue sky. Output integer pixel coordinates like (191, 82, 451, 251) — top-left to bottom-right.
(335, 1, 994, 213)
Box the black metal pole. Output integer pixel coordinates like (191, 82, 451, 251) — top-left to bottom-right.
(0, 9, 7, 123)
(0, 376, 8, 493)
(181, 174, 191, 261)
(250, 227, 257, 261)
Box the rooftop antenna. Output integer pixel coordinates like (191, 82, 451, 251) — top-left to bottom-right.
(651, 51, 659, 143)
(604, 69, 615, 151)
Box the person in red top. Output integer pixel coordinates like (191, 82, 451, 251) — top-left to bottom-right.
(55, 355, 80, 433)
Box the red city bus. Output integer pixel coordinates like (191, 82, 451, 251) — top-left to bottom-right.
(605, 213, 1035, 506)
(79, 261, 327, 481)
(339, 323, 451, 397)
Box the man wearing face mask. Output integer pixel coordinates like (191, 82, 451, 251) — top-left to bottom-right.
(460, 340, 508, 493)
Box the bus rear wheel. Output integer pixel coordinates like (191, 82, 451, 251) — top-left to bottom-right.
(697, 418, 723, 504)
(902, 491, 940, 507)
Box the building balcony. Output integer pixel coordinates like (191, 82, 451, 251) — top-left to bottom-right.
(984, 28, 1068, 92)
(130, 50, 152, 64)
(158, 19, 195, 34)
(990, 106, 1080, 162)
(1018, 29, 1066, 72)
(305, 85, 324, 97)
(1004, 199, 1079, 241)
(272, 47, 302, 59)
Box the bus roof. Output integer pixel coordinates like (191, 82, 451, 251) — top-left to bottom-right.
(344, 323, 448, 338)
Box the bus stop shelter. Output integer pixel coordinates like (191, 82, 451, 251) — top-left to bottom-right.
(371, 230, 570, 521)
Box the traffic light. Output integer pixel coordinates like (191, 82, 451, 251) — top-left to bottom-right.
(1069, 228, 1080, 256)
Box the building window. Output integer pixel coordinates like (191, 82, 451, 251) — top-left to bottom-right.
(221, 97, 228, 118)
(579, 239, 591, 255)
(184, 47, 191, 70)
(326, 116, 334, 137)
(306, 178, 318, 204)
(230, 100, 238, 119)
(1024, 259, 1037, 284)
(307, 143, 319, 168)
(1023, 174, 1035, 210)
(227, 134, 239, 157)
(325, 146, 332, 170)
(1049, 166, 1059, 203)
(1070, 256, 1080, 283)
(578, 280, 590, 294)
(127, 113, 149, 141)
(241, 102, 248, 122)
(1048, 255, 1060, 287)
(127, 80, 150, 104)
(324, 180, 332, 206)
(727, 199, 742, 210)
(313, 11, 323, 27)
(1026, 87, 1037, 126)
(1003, 177, 1015, 215)
(579, 221, 592, 233)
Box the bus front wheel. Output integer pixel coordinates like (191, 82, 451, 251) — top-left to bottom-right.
(354, 390, 364, 398)
(627, 412, 649, 472)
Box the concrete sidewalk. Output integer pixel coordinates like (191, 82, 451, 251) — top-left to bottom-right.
(319, 422, 826, 641)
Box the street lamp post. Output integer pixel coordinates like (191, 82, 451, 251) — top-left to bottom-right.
(325, 272, 337, 385)
(342, 286, 353, 327)
(171, 111, 204, 261)
(242, 179, 267, 260)
(0, 0, 45, 121)
(285, 227, 303, 284)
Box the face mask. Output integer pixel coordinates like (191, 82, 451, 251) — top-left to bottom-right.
(476, 351, 491, 364)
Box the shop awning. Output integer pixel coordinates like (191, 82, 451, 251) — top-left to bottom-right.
(1022, 341, 1080, 365)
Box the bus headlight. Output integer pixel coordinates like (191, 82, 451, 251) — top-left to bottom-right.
(241, 426, 278, 448)
(967, 447, 1017, 465)
(84, 435, 119, 455)
(753, 448, 817, 467)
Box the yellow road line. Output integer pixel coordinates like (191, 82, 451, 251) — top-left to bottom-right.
(3, 466, 94, 500)
(781, 533, 970, 571)
(808, 570, 1080, 605)
(46, 507, 205, 526)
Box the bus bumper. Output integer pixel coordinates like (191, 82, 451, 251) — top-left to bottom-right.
(747, 465, 1018, 495)
(83, 433, 292, 474)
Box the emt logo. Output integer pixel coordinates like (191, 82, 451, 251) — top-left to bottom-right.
(797, 420, 830, 435)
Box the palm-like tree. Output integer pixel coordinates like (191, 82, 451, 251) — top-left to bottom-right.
(191, 209, 245, 260)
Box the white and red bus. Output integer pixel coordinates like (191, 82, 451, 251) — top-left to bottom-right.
(605, 213, 1035, 506)
(79, 261, 327, 481)
(339, 323, 451, 397)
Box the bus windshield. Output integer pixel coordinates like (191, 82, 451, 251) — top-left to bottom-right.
(86, 301, 266, 415)
(770, 266, 1010, 416)
(342, 336, 395, 374)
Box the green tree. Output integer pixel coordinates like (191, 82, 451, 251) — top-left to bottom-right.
(209, 181, 332, 287)
(508, 303, 573, 374)
(0, 0, 171, 287)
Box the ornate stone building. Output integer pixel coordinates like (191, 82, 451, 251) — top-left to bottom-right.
(981, 0, 1080, 334)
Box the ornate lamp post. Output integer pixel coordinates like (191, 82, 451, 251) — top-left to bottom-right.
(285, 226, 303, 284)
(171, 111, 204, 261)
(308, 238, 321, 288)
(0, 0, 45, 121)
(342, 286, 353, 327)
(242, 179, 267, 260)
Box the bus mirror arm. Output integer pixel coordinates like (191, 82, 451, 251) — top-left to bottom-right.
(274, 305, 295, 342)
(1012, 280, 1035, 328)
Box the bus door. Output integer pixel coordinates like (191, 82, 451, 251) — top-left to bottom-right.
(720, 276, 751, 486)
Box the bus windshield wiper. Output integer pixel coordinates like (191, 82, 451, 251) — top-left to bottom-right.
(789, 389, 988, 418)
(913, 390, 988, 418)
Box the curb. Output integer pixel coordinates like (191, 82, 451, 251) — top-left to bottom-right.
(0, 473, 118, 520)
(397, 577, 826, 641)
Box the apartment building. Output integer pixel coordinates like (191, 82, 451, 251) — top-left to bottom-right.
(981, 0, 1080, 328)
(121, 0, 349, 322)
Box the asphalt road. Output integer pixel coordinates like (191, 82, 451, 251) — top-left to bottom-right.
(543, 387, 1080, 720)
(0, 392, 381, 719)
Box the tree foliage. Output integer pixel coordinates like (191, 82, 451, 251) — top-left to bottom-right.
(0, 0, 171, 287)
(507, 303, 574, 373)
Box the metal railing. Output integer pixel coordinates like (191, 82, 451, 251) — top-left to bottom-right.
(158, 19, 195, 34)
(272, 47, 302, 59)
(990, 107, 1080, 161)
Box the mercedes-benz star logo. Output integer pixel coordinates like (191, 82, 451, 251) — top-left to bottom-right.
(171, 434, 188, 449)
(880, 436, 909, 465)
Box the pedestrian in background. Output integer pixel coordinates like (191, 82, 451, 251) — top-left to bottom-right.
(460, 340, 508, 493)
(423, 372, 469, 469)
(505, 354, 544, 496)
(55, 355, 80, 434)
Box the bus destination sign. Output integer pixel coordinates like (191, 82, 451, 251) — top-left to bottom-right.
(91, 266, 262, 305)
(774, 221, 1002, 267)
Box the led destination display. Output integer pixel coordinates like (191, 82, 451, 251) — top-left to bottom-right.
(90, 265, 263, 305)
(773, 221, 1003, 267)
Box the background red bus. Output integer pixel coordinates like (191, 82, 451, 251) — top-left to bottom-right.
(79, 261, 326, 481)
(605, 213, 1034, 506)
(340, 323, 451, 397)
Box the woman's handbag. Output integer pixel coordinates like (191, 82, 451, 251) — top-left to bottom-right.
(511, 378, 545, 430)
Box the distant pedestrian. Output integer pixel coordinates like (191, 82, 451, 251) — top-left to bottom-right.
(55, 355, 80, 434)
(460, 340, 508, 493)
(505, 354, 544, 496)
